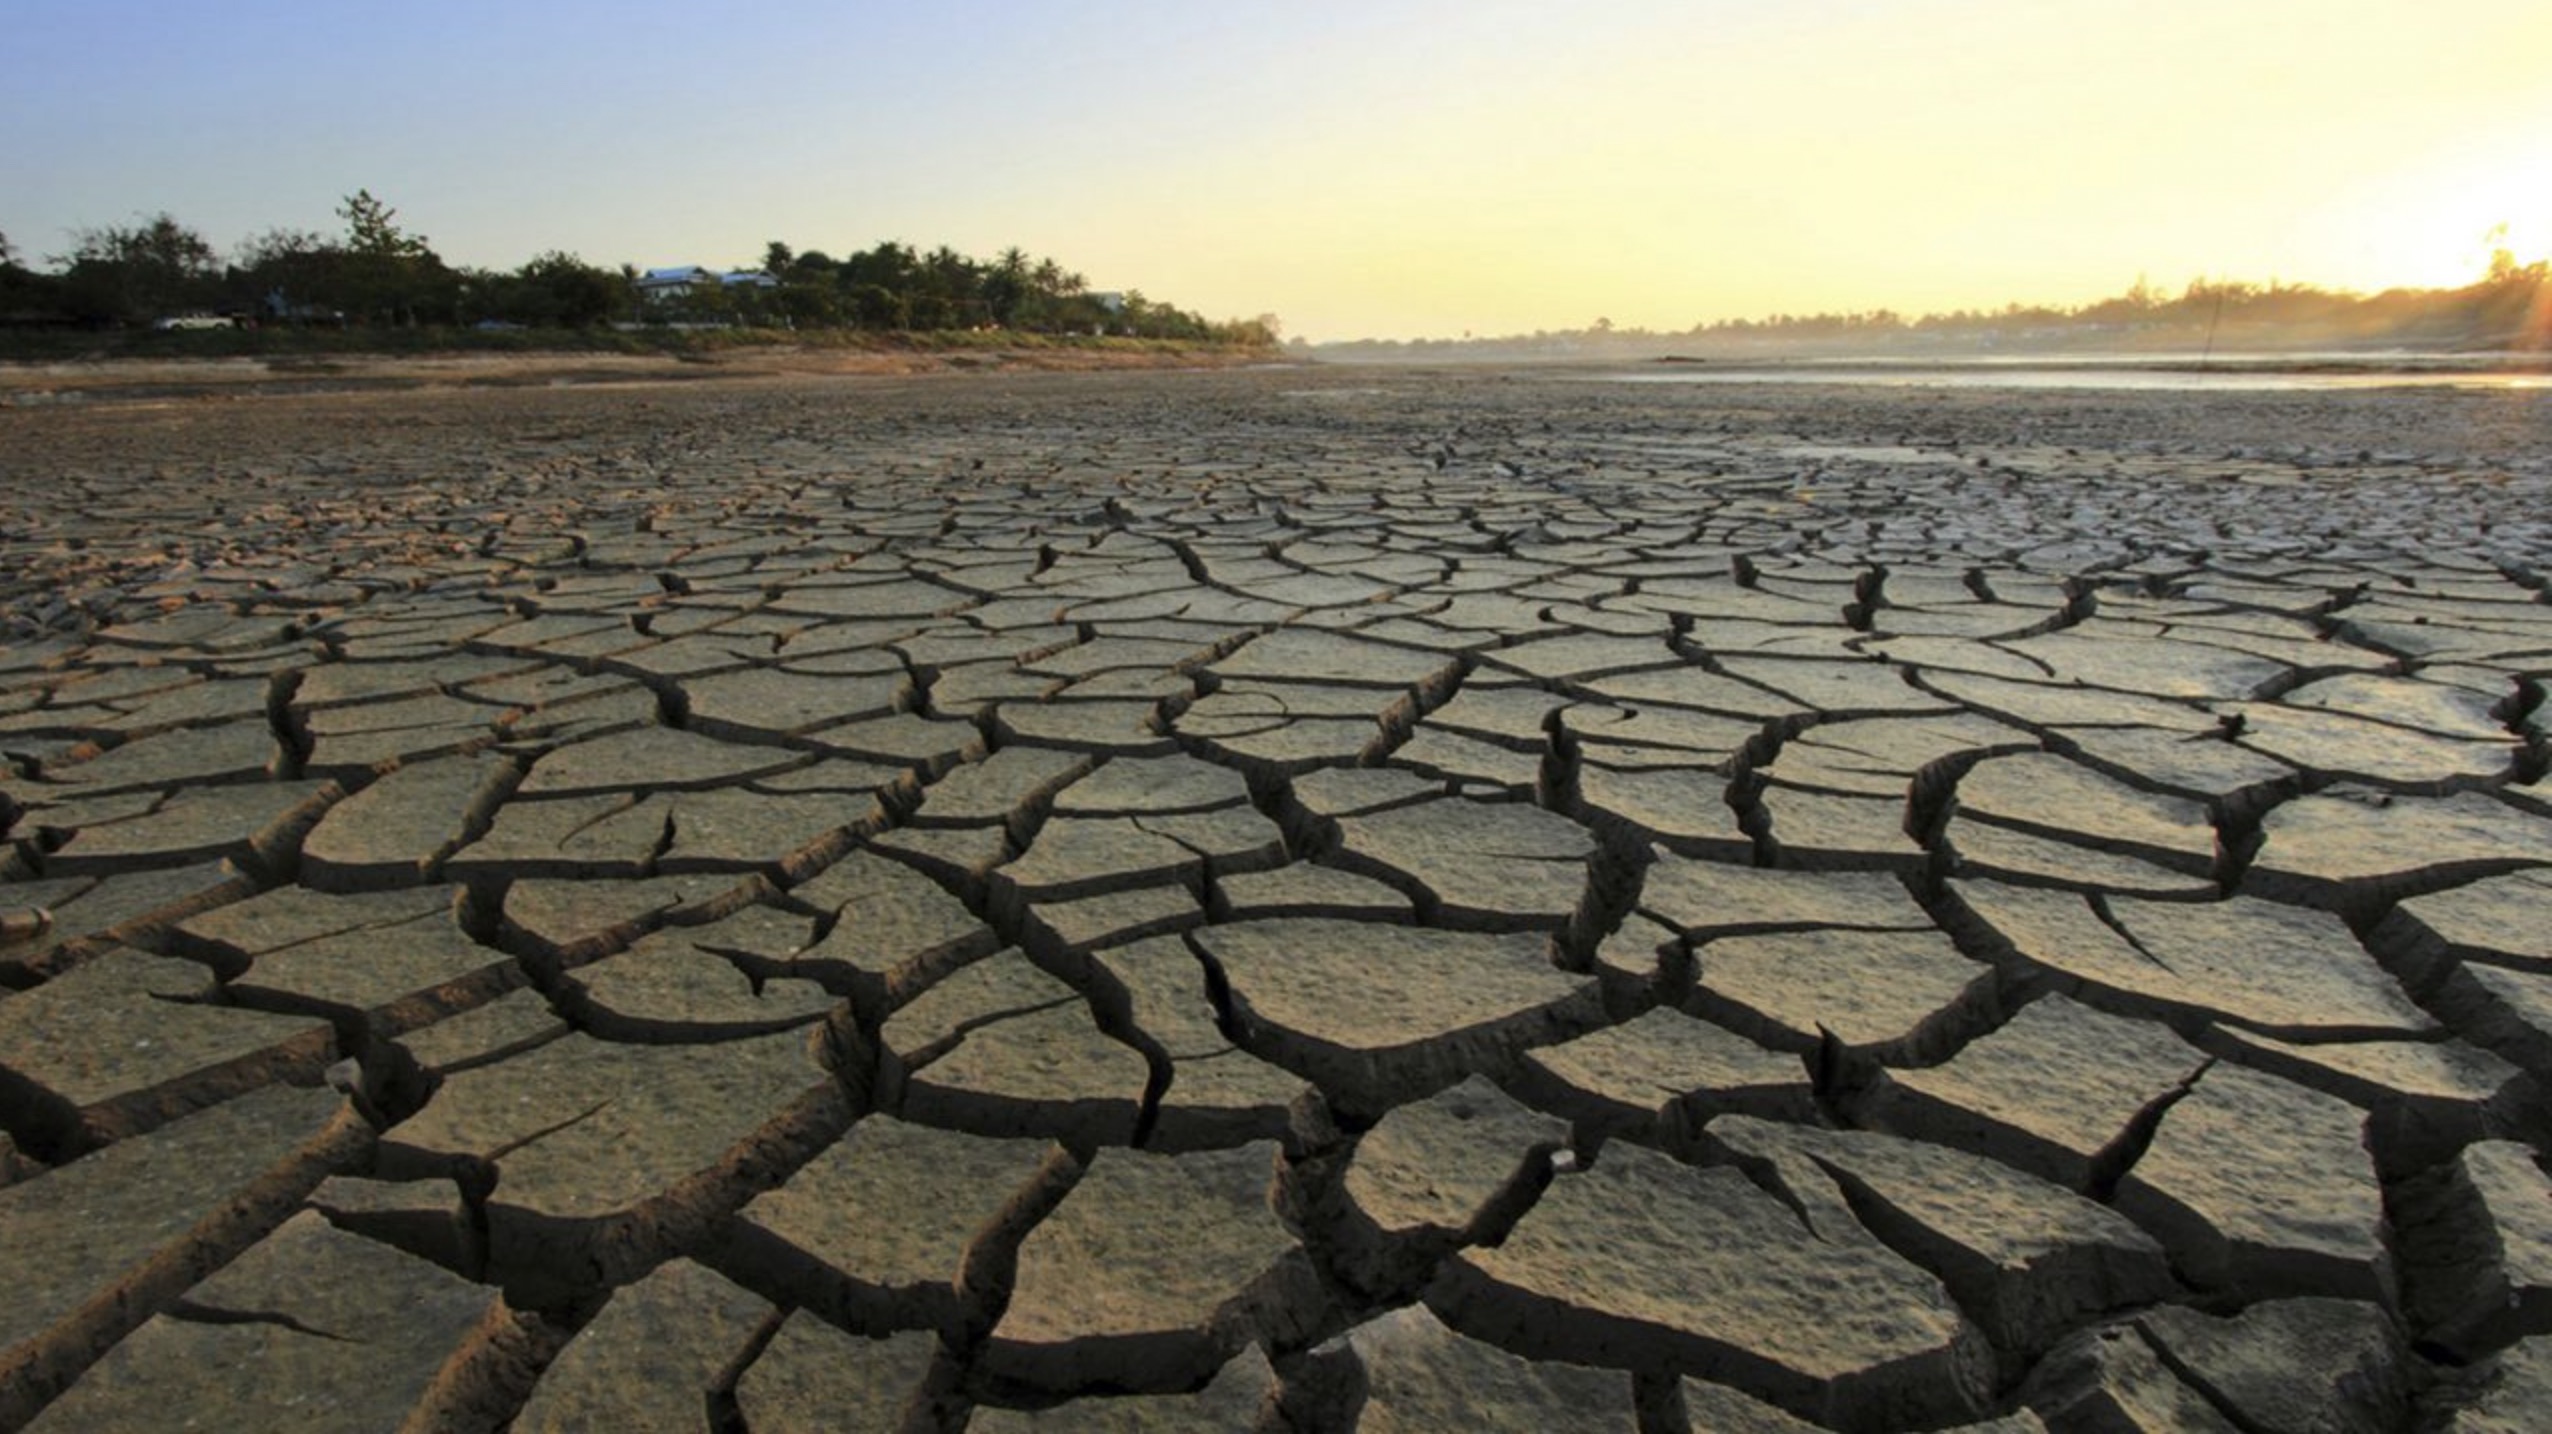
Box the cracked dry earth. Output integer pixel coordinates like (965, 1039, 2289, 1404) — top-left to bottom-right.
(2, 367, 2550, 1434)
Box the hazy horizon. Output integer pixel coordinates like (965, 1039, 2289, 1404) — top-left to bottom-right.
(7, 1, 2545, 343)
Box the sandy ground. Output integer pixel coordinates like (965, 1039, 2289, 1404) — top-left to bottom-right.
(0, 342, 1278, 408)
(1, 364, 2549, 1431)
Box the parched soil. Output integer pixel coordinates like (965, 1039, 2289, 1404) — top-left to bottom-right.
(1, 364, 2549, 1431)
(0, 339, 1277, 407)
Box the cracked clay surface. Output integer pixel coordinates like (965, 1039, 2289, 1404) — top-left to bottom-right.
(2, 365, 2550, 1431)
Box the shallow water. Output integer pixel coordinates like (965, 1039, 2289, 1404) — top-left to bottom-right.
(1584, 360, 2552, 393)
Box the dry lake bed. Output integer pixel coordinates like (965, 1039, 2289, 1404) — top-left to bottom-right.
(1, 362, 2549, 1431)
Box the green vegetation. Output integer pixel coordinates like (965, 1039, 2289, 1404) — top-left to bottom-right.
(0, 196, 1280, 354)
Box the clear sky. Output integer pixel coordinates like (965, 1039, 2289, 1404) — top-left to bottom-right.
(6, 0, 2546, 341)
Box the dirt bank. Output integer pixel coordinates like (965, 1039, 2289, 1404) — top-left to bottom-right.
(0, 341, 1285, 407)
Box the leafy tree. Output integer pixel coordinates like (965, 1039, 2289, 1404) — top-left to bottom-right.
(983, 246, 1032, 325)
(904, 291, 954, 331)
(10, 204, 1266, 344)
(234, 226, 336, 271)
(2486, 246, 2531, 285)
(843, 283, 907, 330)
(335, 189, 449, 324)
(0, 228, 66, 324)
(1232, 312, 1282, 345)
(56, 213, 220, 324)
(920, 246, 987, 327)
(772, 273, 841, 327)
(232, 227, 343, 321)
(340, 189, 429, 260)
(513, 251, 624, 327)
(842, 240, 918, 295)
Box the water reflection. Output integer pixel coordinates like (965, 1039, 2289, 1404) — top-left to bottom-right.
(1581, 361, 2552, 393)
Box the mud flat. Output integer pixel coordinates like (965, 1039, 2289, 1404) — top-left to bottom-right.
(2, 364, 2549, 1430)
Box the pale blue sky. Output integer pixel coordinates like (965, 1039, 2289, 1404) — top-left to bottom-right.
(7, 1, 2546, 339)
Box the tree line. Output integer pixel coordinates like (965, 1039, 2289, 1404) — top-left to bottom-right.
(1315, 251, 2552, 360)
(0, 193, 1279, 345)
(1677, 258, 2551, 350)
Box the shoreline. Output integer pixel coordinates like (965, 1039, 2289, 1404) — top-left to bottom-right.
(11, 345, 2549, 412)
(0, 341, 1285, 407)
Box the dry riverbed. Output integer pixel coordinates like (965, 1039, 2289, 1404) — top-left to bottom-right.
(1, 364, 2548, 1431)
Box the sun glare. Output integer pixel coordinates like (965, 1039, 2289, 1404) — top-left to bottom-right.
(2318, 137, 2552, 293)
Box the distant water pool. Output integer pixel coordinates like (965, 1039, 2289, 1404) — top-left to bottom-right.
(1580, 363, 2552, 394)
